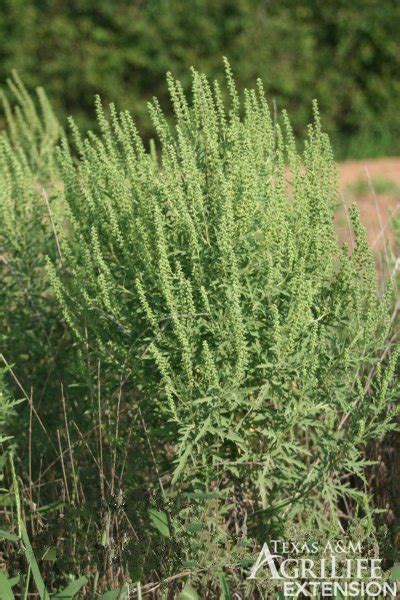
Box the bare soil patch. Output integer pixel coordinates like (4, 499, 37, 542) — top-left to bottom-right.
(337, 157, 400, 262)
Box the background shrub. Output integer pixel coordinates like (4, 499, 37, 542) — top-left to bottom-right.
(1, 0, 399, 158)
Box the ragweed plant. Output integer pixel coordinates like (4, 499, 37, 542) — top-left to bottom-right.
(0, 72, 63, 377)
(0, 74, 75, 473)
(0, 64, 396, 593)
(0, 372, 21, 490)
(46, 62, 399, 577)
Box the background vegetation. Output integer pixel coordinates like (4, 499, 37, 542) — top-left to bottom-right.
(1, 0, 400, 159)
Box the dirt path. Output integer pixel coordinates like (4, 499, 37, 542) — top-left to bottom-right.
(337, 157, 400, 259)
(339, 157, 400, 188)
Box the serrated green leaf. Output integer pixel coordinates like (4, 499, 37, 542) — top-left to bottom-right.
(149, 509, 170, 538)
(226, 430, 245, 443)
(42, 547, 57, 561)
(186, 522, 203, 533)
(182, 560, 197, 569)
(178, 582, 199, 599)
(172, 443, 193, 485)
(227, 465, 240, 477)
(99, 593, 120, 600)
(98, 584, 129, 600)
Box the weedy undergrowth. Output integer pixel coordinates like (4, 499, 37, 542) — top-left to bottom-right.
(44, 62, 399, 583)
(0, 372, 21, 485)
(0, 455, 128, 599)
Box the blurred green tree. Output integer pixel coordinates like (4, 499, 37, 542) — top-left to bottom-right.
(1, 0, 399, 158)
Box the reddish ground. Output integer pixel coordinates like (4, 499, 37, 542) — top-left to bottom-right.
(337, 157, 400, 262)
(339, 157, 400, 188)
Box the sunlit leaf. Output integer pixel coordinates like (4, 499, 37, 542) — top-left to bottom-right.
(149, 509, 170, 538)
(178, 582, 199, 600)
(0, 570, 15, 600)
(54, 575, 89, 599)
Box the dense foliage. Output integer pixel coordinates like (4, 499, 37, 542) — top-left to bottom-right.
(0, 67, 399, 596)
(1, 0, 400, 158)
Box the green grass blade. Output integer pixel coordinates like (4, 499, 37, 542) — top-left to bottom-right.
(0, 570, 15, 600)
(136, 582, 142, 600)
(0, 529, 18, 542)
(20, 522, 50, 600)
(8, 576, 19, 588)
(10, 454, 50, 600)
(22, 567, 31, 600)
(218, 572, 232, 600)
(53, 575, 89, 599)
